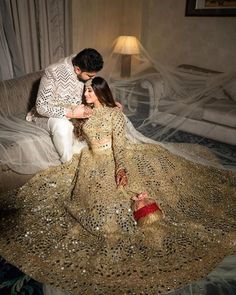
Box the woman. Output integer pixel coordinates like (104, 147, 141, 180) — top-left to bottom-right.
(0, 77, 235, 295)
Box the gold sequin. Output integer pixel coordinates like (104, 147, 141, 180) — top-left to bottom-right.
(0, 106, 235, 295)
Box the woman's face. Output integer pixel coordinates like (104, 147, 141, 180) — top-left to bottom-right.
(84, 86, 100, 106)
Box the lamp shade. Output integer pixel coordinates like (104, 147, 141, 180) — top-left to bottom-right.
(113, 36, 140, 55)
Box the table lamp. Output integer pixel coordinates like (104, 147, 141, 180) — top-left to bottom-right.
(113, 36, 140, 78)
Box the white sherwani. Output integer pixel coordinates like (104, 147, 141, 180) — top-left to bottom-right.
(28, 56, 86, 163)
(36, 55, 84, 119)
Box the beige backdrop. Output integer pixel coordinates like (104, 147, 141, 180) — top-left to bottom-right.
(72, 0, 236, 72)
(71, 0, 143, 57)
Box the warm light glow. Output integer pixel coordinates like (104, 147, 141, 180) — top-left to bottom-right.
(113, 36, 140, 55)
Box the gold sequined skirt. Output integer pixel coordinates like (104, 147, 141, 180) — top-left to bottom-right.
(0, 143, 235, 294)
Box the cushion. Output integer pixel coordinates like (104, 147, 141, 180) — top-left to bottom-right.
(202, 100, 236, 128)
(224, 80, 236, 101)
(159, 100, 204, 120)
(0, 71, 43, 116)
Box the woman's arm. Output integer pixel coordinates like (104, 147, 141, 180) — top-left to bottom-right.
(112, 108, 128, 186)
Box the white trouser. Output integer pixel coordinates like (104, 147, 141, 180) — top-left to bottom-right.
(48, 117, 74, 163)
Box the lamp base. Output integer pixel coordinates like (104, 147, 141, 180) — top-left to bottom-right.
(121, 54, 131, 78)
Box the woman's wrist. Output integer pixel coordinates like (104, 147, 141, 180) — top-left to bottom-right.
(66, 107, 75, 118)
(116, 168, 128, 186)
(116, 167, 126, 174)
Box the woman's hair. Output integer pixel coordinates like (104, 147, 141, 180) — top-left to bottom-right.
(90, 77, 117, 107)
(72, 77, 116, 139)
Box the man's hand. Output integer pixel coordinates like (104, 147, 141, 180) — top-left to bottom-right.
(66, 104, 92, 119)
(116, 169, 128, 187)
(115, 101, 123, 111)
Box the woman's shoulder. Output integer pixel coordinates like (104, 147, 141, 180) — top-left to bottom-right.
(109, 107, 125, 125)
(110, 106, 123, 116)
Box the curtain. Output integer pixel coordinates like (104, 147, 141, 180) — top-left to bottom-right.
(0, 0, 72, 80)
(0, 0, 24, 80)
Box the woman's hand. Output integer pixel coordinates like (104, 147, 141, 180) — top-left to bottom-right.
(66, 104, 92, 119)
(116, 169, 128, 187)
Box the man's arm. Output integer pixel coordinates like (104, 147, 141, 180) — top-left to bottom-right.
(36, 69, 92, 119)
(36, 69, 69, 118)
(66, 105, 92, 119)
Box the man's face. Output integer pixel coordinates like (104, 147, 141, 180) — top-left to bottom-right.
(74, 66, 96, 82)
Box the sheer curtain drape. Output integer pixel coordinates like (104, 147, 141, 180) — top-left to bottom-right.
(0, 0, 72, 174)
(0, 0, 71, 80)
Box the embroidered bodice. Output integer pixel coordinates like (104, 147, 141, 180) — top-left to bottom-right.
(83, 106, 126, 172)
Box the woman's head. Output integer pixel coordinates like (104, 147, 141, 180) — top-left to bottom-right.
(84, 77, 116, 108)
(72, 77, 116, 140)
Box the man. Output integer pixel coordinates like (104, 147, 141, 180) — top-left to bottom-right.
(27, 48, 103, 163)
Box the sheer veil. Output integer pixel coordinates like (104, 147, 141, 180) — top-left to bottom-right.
(0, 38, 235, 174)
(0, 116, 60, 174)
(0, 72, 60, 174)
(102, 37, 236, 170)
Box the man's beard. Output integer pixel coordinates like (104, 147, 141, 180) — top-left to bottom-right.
(77, 77, 89, 83)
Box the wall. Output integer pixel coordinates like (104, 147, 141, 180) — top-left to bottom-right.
(72, 0, 236, 72)
(72, 0, 142, 56)
(142, 0, 236, 71)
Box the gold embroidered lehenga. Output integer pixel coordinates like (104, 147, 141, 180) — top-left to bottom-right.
(0, 106, 235, 295)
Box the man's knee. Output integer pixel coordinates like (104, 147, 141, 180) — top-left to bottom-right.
(60, 151, 73, 163)
(48, 118, 74, 163)
(48, 118, 74, 136)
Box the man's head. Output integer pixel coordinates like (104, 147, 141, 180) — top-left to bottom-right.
(72, 48, 103, 82)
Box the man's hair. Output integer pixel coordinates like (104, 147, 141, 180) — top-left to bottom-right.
(72, 48, 103, 72)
